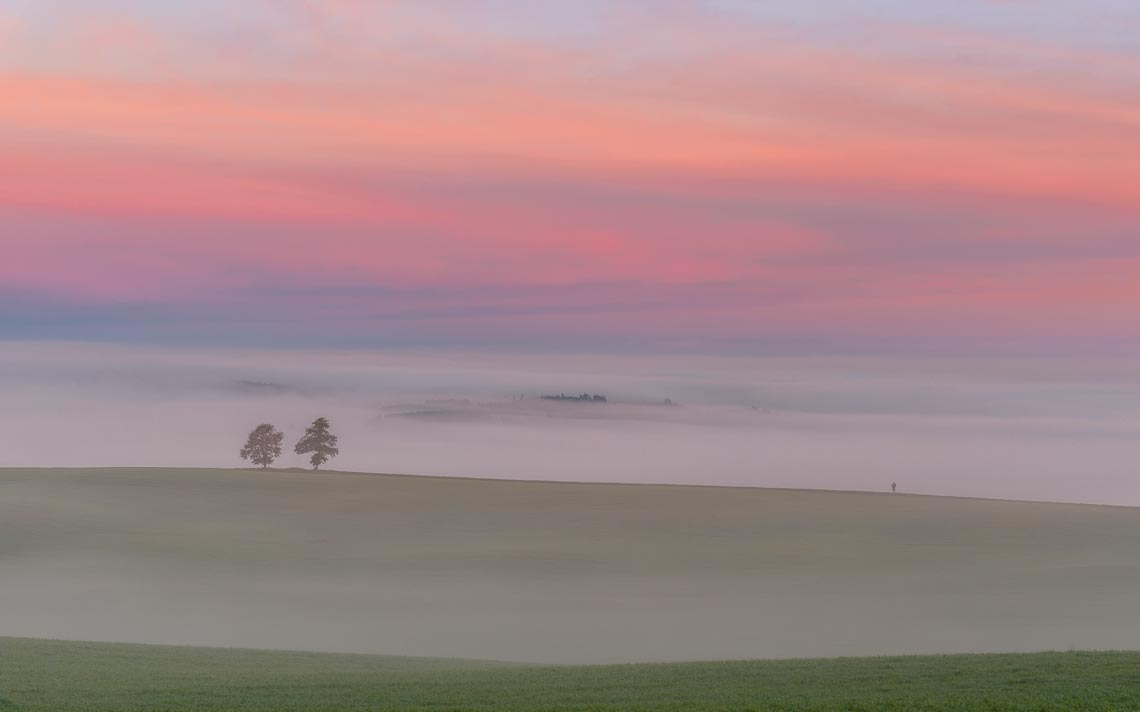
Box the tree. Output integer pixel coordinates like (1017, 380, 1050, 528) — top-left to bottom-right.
(240, 423, 284, 469)
(294, 417, 339, 470)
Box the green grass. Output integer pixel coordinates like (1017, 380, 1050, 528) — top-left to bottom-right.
(2, 637, 1139, 711)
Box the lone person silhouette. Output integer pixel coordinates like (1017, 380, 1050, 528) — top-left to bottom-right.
(891, 482, 897, 493)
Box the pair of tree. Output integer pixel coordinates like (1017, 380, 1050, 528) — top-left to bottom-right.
(240, 418, 339, 470)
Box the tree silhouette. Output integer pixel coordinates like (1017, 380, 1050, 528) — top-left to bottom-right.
(240, 423, 284, 469)
(294, 417, 339, 470)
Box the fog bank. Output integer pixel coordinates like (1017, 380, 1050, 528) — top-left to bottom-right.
(2, 341, 1139, 505)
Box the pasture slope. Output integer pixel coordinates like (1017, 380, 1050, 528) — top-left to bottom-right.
(1, 637, 1139, 711)
(2, 467, 1140, 663)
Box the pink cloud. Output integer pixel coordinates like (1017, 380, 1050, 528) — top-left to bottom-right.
(2, 4, 1139, 350)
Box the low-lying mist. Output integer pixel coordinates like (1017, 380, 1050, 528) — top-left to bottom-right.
(3, 341, 1139, 505)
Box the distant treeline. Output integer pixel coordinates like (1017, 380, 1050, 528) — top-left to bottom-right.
(541, 393, 608, 402)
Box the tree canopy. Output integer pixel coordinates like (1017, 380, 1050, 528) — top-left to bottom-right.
(240, 423, 284, 469)
(294, 417, 339, 470)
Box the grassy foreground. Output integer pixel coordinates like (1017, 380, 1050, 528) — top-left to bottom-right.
(2, 637, 1139, 711)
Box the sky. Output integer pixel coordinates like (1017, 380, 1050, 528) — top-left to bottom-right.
(2, 1, 1140, 353)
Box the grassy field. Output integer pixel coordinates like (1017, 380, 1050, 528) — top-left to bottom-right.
(3, 636, 1140, 711)
(2, 468, 1140, 663)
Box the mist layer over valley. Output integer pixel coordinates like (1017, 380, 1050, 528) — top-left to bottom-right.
(3, 342, 1139, 506)
(4, 342, 1140, 505)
